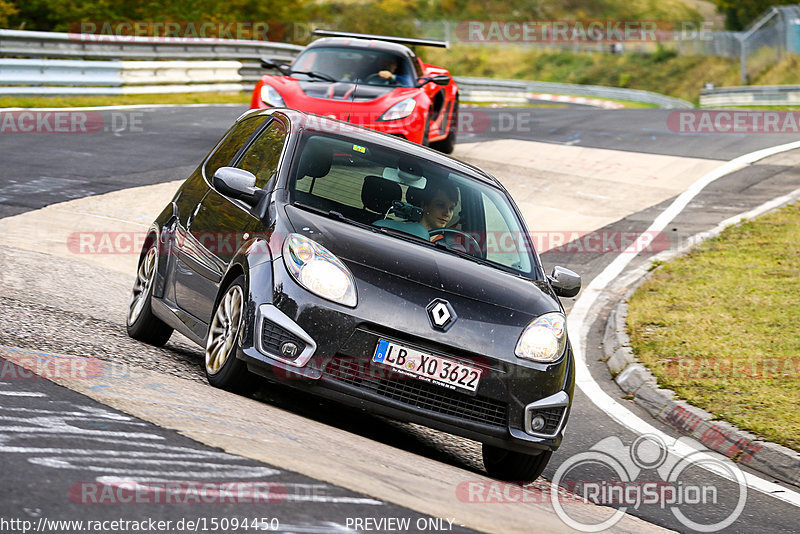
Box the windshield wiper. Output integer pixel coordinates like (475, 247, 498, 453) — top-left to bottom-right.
(294, 202, 365, 227)
(375, 226, 430, 243)
(431, 239, 500, 269)
(288, 70, 337, 83)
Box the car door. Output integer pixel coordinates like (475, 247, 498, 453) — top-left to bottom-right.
(172, 114, 270, 322)
(176, 118, 288, 325)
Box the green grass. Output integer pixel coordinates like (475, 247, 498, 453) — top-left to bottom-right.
(0, 92, 250, 109)
(421, 45, 800, 105)
(626, 202, 800, 451)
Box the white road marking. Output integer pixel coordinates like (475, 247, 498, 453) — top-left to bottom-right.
(568, 139, 800, 508)
(0, 391, 47, 397)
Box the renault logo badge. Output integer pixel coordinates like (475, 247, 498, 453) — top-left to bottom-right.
(427, 299, 456, 331)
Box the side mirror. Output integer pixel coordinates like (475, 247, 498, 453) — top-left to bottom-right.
(260, 58, 289, 74)
(213, 167, 259, 204)
(418, 74, 451, 87)
(549, 266, 581, 298)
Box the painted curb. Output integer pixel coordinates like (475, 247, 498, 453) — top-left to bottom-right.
(602, 200, 800, 487)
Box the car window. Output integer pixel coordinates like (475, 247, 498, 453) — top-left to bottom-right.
(289, 133, 536, 276)
(204, 115, 269, 181)
(481, 190, 532, 273)
(236, 120, 287, 190)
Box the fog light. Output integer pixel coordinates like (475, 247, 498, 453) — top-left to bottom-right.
(530, 415, 546, 432)
(281, 342, 300, 360)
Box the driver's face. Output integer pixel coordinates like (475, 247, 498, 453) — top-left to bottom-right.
(421, 190, 456, 231)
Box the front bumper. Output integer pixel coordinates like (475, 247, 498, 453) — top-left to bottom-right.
(239, 264, 574, 455)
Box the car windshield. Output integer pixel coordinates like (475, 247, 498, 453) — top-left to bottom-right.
(288, 132, 537, 277)
(291, 47, 416, 88)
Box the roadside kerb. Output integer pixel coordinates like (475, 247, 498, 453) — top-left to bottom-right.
(602, 188, 800, 487)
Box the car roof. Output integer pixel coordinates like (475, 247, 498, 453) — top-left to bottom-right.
(251, 108, 503, 189)
(304, 37, 417, 62)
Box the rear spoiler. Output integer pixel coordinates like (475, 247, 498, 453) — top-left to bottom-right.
(311, 29, 449, 49)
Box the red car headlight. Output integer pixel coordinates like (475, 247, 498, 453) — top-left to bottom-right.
(260, 85, 285, 107)
(378, 98, 416, 121)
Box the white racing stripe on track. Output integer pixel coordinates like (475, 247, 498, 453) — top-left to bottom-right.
(568, 139, 800, 508)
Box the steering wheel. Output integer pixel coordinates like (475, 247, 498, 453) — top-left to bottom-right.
(429, 228, 484, 258)
(363, 72, 395, 85)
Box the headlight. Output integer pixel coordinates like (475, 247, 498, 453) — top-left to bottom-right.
(378, 98, 416, 121)
(515, 313, 567, 362)
(282, 234, 357, 307)
(260, 84, 285, 107)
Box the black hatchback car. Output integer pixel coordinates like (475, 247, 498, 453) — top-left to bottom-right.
(127, 108, 581, 481)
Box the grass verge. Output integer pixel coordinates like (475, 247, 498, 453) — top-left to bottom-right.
(626, 202, 800, 451)
(421, 45, 800, 105)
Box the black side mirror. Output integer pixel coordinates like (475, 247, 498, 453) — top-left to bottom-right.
(548, 266, 581, 298)
(260, 58, 289, 74)
(213, 167, 260, 205)
(418, 74, 451, 87)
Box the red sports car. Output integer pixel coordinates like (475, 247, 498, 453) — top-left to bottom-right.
(251, 30, 459, 153)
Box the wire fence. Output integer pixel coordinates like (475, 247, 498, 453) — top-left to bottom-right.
(417, 5, 800, 84)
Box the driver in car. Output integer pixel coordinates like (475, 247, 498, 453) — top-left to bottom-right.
(374, 56, 412, 86)
(419, 180, 458, 242)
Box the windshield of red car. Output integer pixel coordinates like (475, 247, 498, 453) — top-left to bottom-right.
(291, 47, 416, 88)
(288, 132, 537, 277)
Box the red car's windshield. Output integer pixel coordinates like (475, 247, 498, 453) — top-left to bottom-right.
(291, 47, 416, 88)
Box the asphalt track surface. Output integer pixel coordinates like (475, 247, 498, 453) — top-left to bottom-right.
(1, 105, 799, 533)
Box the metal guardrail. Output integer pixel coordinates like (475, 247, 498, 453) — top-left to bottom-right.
(0, 58, 245, 95)
(0, 29, 302, 61)
(0, 29, 297, 95)
(456, 77, 694, 109)
(0, 29, 691, 107)
(1, 58, 123, 86)
(700, 85, 800, 107)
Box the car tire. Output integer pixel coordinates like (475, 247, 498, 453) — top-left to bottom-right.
(126, 240, 173, 346)
(205, 275, 257, 392)
(431, 98, 458, 154)
(482, 444, 553, 482)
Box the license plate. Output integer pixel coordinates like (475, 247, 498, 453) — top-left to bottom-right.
(372, 339, 482, 393)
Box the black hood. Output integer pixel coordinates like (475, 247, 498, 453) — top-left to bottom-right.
(298, 81, 396, 102)
(284, 205, 557, 317)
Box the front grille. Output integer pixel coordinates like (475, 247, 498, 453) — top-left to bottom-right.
(322, 356, 507, 427)
(261, 319, 305, 359)
(529, 406, 565, 435)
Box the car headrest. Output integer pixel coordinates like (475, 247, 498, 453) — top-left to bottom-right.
(362, 175, 401, 214)
(406, 186, 423, 206)
(297, 139, 333, 178)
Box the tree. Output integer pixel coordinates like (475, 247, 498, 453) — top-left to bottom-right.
(714, 0, 797, 31)
(0, 0, 18, 28)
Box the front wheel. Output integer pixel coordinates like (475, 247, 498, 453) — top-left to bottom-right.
(482, 444, 552, 482)
(205, 275, 256, 392)
(126, 241, 173, 346)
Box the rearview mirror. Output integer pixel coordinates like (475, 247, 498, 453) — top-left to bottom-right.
(549, 266, 581, 298)
(213, 167, 259, 204)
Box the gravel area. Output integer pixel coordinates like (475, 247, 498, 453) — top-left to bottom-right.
(0, 243, 493, 479)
